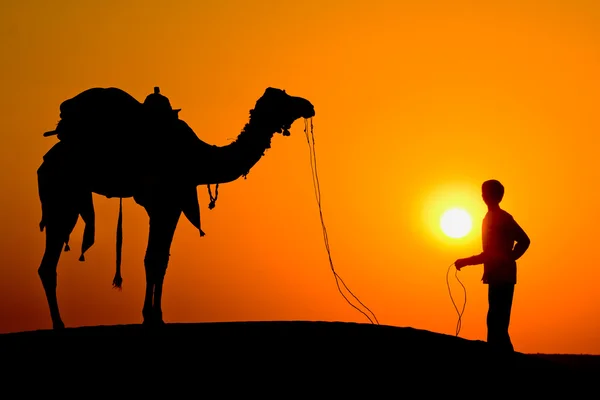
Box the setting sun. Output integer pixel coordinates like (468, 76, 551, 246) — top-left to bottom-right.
(440, 208, 472, 238)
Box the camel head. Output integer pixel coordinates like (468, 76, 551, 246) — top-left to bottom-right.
(250, 87, 315, 136)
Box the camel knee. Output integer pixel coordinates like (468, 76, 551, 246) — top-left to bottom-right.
(38, 266, 57, 287)
(144, 253, 170, 283)
(145, 268, 168, 285)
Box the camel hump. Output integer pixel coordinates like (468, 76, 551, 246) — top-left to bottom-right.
(58, 87, 142, 120)
(51, 87, 144, 142)
(51, 87, 181, 142)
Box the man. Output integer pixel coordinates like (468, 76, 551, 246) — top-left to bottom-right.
(454, 179, 530, 353)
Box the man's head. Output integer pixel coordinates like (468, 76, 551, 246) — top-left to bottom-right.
(482, 179, 504, 206)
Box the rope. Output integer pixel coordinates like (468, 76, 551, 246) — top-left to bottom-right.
(208, 183, 219, 210)
(113, 197, 123, 289)
(304, 118, 379, 325)
(446, 262, 466, 336)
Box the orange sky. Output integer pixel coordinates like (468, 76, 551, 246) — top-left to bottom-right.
(1, 0, 600, 354)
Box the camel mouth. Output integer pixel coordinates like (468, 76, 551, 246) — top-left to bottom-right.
(289, 96, 315, 120)
(301, 102, 315, 119)
(279, 103, 314, 136)
(302, 108, 315, 119)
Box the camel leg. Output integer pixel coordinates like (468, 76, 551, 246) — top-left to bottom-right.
(38, 230, 67, 329)
(37, 157, 83, 330)
(142, 205, 181, 326)
(38, 209, 79, 330)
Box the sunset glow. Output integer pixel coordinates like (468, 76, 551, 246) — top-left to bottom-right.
(1, 0, 600, 356)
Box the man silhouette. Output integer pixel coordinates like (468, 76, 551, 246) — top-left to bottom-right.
(454, 179, 530, 353)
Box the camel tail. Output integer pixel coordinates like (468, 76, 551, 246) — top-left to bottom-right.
(112, 197, 123, 290)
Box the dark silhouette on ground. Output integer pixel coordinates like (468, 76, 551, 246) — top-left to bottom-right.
(455, 179, 530, 354)
(1, 321, 598, 392)
(37, 87, 315, 329)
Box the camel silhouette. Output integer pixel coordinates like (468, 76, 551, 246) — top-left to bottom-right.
(37, 86, 315, 329)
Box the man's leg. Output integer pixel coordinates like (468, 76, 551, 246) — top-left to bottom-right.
(487, 284, 515, 352)
(498, 284, 515, 352)
(487, 285, 499, 348)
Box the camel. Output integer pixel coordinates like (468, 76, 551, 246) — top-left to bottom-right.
(37, 86, 315, 329)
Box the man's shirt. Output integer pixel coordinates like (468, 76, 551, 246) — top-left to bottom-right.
(480, 208, 528, 285)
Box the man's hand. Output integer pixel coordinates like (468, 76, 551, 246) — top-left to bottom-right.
(454, 258, 467, 271)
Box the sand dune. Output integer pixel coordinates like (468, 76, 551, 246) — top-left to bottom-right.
(1, 321, 597, 393)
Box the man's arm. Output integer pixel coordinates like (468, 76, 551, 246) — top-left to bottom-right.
(511, 220, 530, 261)
(455, 252, 485, 269)
(463, 253, 486, 265)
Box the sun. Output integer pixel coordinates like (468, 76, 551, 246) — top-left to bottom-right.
(440, 208, 472, 239)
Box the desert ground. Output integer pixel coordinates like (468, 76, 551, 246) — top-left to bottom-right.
(1, 321, 597, 394)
